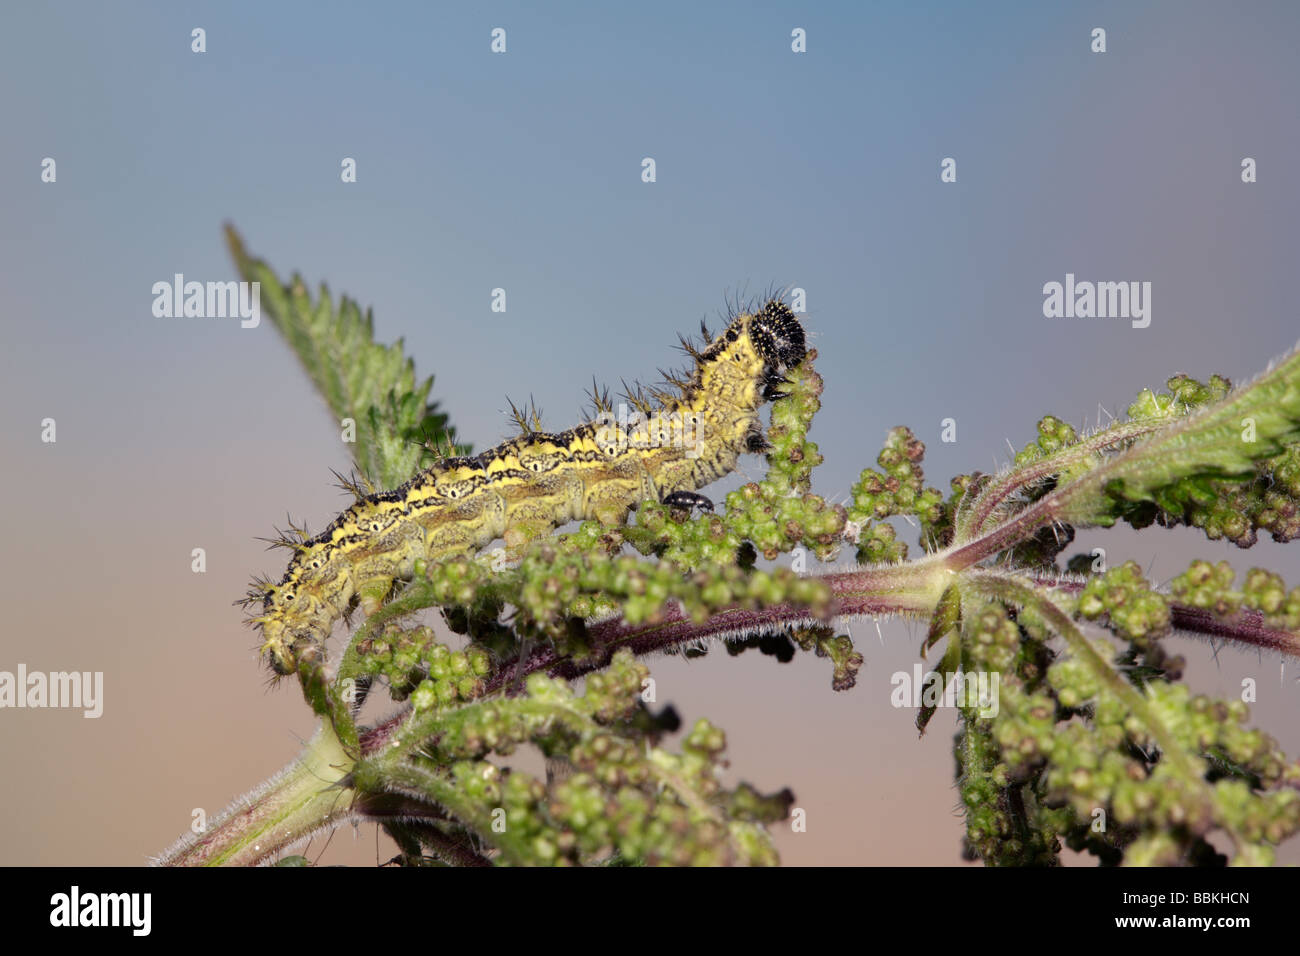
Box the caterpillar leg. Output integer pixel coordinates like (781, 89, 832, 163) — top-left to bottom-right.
(357, 575, 395, 615)
(662, 490, 714, 513)
(260, 630, 298, 677)
(258, 618, 325, 677)
(504, 520, 553, 559)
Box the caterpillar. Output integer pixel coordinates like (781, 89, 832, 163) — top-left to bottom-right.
(241, 298, 807, 677)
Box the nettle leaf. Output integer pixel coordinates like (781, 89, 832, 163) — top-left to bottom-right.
(225, 224, 462, 489)
(1056, 345, 1300, 525)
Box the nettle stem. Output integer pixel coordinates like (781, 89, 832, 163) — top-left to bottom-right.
(1021, 572, 1300, 657)
(955, 419, 1163, 541)
(155, 724, 356, 867)
(507, 563, 952, 684)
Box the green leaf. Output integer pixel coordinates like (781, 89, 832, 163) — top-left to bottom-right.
(225, 224, 465, 489)
(921, 583, 961, 658)
(1057, 345, 1300, 525)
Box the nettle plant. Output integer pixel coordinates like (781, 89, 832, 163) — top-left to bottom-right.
(160, 228, 1300, 867)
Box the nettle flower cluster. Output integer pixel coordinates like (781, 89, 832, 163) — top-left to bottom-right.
(920, 368, 1300, 866)
(317, 356, 840, 867)
(160, 230, 1300, 867)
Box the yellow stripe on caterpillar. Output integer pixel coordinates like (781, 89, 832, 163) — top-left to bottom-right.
(243, 298, 806, 676)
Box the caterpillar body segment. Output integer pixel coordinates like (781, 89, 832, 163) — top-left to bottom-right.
(248, 299, 806, 676)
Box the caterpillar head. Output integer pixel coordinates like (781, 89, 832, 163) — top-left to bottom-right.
(239, 577, 297, 675)
(748, 299, 806, 397)
(257, 576, 328, 676)
(256, 608, 298, 676)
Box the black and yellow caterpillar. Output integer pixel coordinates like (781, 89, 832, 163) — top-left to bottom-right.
(242, 299, 806, 676)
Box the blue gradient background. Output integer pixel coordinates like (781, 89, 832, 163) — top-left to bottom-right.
(3, 1, 1299, 865)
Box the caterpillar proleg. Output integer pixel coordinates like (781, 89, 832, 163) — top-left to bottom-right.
(241, 298, 806, 676)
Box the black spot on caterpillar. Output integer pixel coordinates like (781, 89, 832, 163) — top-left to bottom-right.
(240, 298, 806, 676)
